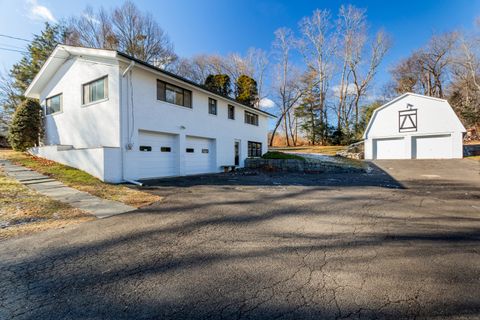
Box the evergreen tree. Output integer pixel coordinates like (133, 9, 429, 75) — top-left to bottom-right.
(11, 23, 67, 94)
(235, 75, 258, 107)
(204, 74, 232, 96)
(1, 23, 65, 145)
(8, 99, 42, 151)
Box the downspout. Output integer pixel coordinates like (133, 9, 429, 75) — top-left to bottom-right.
(120, 60, 143, 186)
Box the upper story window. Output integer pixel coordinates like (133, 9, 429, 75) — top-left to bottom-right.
(82, 76, 108, 105)
(157, 79, 192, 108)
(244, 111, 259, 126)
(208, 98, 217, 115)
(46, 93, 62, 115)
(228, 105, 235, 119)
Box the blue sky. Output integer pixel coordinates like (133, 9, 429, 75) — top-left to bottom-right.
(1, 0, 480, 90)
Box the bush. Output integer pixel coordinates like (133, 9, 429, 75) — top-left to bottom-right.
(8, 99, 42, 151)
(262, 151, 305, 160)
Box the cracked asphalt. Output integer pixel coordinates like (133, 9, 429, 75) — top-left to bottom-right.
(1, 159, 479, 319)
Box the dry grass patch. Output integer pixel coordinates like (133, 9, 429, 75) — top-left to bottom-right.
(0, 149, 161, 207)
(0, 170, 94, 240)
(270, 145, 346, 155)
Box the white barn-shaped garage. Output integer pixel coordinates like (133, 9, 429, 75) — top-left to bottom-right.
(364, 93, 466, 160)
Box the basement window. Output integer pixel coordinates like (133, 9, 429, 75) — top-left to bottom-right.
(139, 146, 152, 152)
(186, 148, 194, 153)
(161, 147, 171, 152)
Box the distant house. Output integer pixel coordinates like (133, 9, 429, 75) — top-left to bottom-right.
(363, 93, 466, 160)
(25, 45, 274, 183)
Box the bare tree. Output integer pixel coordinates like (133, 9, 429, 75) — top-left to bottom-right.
(350, 29, 390, 129)
(67, 1, 177, 67)
(298, 9, 335, 134)
(335, 5, 366, 131)
(391, 32, 457, 98)
(270, 28, 304, 146)
(0, 71, 19, 130)
(66, 6, 117, 49)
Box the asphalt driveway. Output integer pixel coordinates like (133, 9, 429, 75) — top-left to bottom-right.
(1, 159, 479, 319)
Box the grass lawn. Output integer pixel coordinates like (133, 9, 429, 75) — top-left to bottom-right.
(262, 151, 305, 160)
(0, 170, 95, 240)
(0, 149, 161, 208)
(467, 155, 480, 161)
(269, 145, 346, 155)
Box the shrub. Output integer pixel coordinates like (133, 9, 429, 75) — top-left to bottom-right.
(8, 99, 42, 151)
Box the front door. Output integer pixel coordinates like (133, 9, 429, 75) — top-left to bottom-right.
(234, 141, 240, 166)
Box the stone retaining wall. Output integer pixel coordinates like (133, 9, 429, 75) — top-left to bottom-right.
(245, 158, 365, 173)
(464, 144, 480, 156)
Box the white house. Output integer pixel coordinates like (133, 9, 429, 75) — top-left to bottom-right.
(364, 93, 466, 160)
(25, 45, 274, 183)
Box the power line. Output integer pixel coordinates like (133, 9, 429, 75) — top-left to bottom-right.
(0, 34, 31, 42)
(0, 42, 26, 50)
(0, 47, 27, 54)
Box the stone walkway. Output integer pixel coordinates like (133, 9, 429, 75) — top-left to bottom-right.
(0, 160, 136, 218)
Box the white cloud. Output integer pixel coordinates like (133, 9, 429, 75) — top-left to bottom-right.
(332, 83, 356, 98)
(26, 0, 57, 23)
(259, 98, 275, 109)
(82, 13, 99, 25)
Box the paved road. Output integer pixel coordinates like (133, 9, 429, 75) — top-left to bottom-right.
(1, 159, 479, 319)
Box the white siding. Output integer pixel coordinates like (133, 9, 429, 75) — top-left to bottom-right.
(122, 65, 270, 180)
(29, 145, 122, 183)
(364, 94, 465, 160)
(40, 56, 121, 149)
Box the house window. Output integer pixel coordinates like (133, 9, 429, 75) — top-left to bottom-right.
(157, 80, 192, 108)
(248, 141, 262, 157)
(228, 105, 235, 119)
(202, 149, 209, 153)
(208, 98, 217, 115)
(82, 76, 108, 105)
(186, 148, 194, 153)
(139, 146, 152, 152)
(161, 147, 171, 152)
(244, 111, 259, 126)
(46, 93, 62, 115)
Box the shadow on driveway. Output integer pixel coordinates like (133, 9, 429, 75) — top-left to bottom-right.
(140, 162, 405, 189)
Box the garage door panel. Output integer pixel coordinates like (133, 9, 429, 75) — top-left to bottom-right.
(136, 131, 179, 179)
(185, 136, 215, 175)
(413, 134, 452, 159)
(373, 138, 405, 160)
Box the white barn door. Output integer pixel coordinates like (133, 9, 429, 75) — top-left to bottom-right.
(413, 134, 453, 159)
(373, 137, 406, 159)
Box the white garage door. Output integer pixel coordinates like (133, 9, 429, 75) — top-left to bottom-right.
(373, 137, 405, 159)
(413, 134, 452, 159)
(136, 131, 178, 179)
(185, 136, 215, 175)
